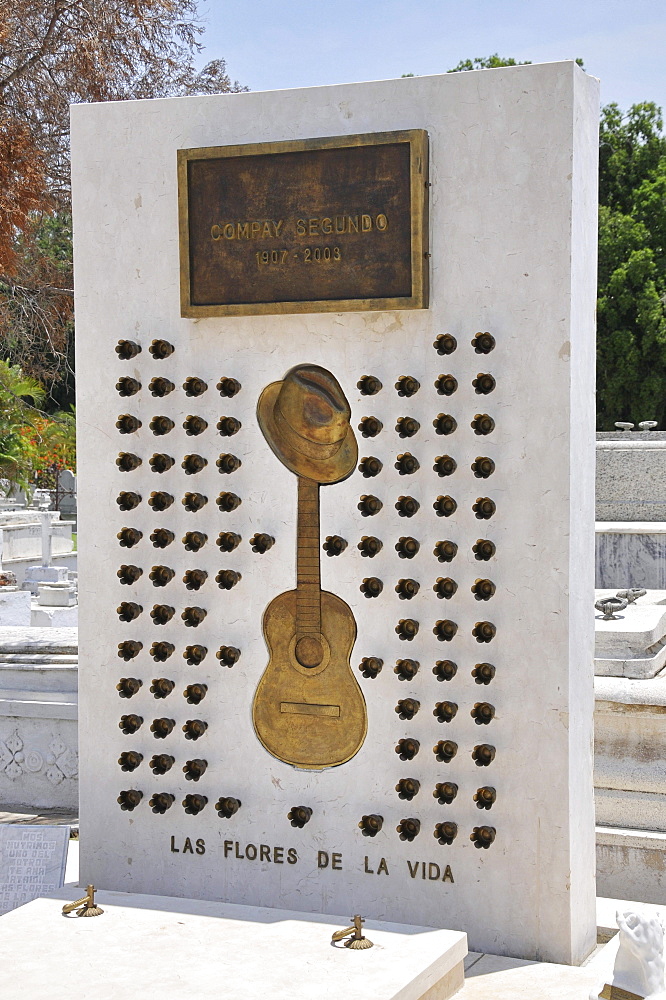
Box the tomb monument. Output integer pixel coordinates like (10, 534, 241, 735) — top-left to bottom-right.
(71, 61, 600, 966)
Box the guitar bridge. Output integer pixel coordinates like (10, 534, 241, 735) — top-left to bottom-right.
(280, 702, 340, 718)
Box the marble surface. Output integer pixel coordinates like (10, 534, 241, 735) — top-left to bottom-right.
(596, 441, 666, 522)
(460, 949, 608, 1000)
(595, 604, 666, 658)
(0, 823, 69, 915)
(596, 829, 666, 908)
(0, 591, 31, 627)
(0, 889, 467, 1000)
(594, 669, 666, 899)
(0, 884, 624, 1000)
(597, 432, 666, 440)
(593, 593, 666, 678)
(0, 627, 77, 653)
(0, 628, 78, 809)
(596, 524, 666, 590)
(71, 63, 599, 963)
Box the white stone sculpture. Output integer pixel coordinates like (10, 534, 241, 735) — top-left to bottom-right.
(591, 910, 666, 1000)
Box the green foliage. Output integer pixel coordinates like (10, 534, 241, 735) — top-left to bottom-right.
(0, 360, 45, 490)
(597, 103, 666, 428)
(444, 57, 665, 429)
(0, 211, 75, 409)
(599, 103, 666, 214)
(447, 54, 531, 72)
(22, 407, 77, 490)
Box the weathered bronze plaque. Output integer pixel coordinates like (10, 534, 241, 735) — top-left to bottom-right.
(178, 130, 428, 317)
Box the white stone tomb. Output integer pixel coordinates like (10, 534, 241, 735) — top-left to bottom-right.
(71, 62, 599, 964)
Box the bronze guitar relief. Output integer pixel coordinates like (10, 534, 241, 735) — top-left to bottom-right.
(252, 365, 367, 769)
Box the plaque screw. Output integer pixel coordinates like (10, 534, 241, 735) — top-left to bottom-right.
(149, 339, 174, 359)
(359, 656, 383, 679)
(117, 791, 142, 812)
(433, 740, 457, 762)
(474, 787, 497, 810)
(116, 492, 142, 511)
(434, 821, 458, 845)
(150, 642, 175, 662)
(117, 641, 143, 662)
(434, 540, 457, 562)
(471, 826, 496, 848)
(149, 792, 175, 813)
(434, 701, 458, 723)
(397, 817, 420, 841)
(472, 621, 496, 643)
(215, 796, 241, 818)
(396, 778, 420, 800)
(118, 751, 143, 773)
(115, 340, 141, 360)
(116, 677, 142, 697)
(183, 376, 208, 396)
(359, 815, 383, 836)
(472, 662, 496, 685)
(288, 806, 312, 828)
(150, 528, 175, 549)
(434, 577, 457, 599)
(433, 659, 457, 681)
(394, 658, 419, 681)
(433, 782, 458, 805)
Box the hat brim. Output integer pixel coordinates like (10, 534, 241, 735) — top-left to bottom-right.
(257, 381, 358, 485)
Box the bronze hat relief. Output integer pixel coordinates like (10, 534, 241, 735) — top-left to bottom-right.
(257, 364, 358, 484)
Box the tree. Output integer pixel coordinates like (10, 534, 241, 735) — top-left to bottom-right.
(596, 103, 666, 428)
(447, 54, 532, 73)
(447, 56, 665, 428)
(0, 1, 245, 407)
(0, 359, 45, 489)
(17, 406, 76, 493)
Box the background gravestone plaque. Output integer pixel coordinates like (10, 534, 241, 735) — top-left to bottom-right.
(71, 62, 599, 965)
(0, 824, 69, 914)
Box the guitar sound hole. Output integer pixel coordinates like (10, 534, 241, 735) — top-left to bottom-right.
(295, 636, 324, 668)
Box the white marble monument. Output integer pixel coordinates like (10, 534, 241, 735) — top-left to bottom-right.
(71, 62, 599, 964)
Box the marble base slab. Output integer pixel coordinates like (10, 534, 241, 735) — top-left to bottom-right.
(596, 524, 666, 590)
(0, 591, 31, 626)
(458, 944, 615, 1000)
(0, 889, 467, 1000)
(30, 605, 78, 627)
(596, 826, 666, 906)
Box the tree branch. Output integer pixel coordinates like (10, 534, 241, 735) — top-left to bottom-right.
(0, 4, 68, 92)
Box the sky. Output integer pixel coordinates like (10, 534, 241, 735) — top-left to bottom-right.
(196, 0, 665, 111)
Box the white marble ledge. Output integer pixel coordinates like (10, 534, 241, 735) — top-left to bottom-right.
(596, 827, 666, 852)
(597, 441, 666, 449)
(460, 956, 600, 1000)
(457, 935, 615, 1000)
(0, 627, 77, 654)
(595, 674, 666, 707)
(596, 523, 666, 535)
(0, 655, 78, 668)
(595, 606, 666, 658)
(0, 889, 467, 1000)
(594, 643, 666, 679)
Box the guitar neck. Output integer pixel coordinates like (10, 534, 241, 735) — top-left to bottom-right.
(296, 476, 321, 635)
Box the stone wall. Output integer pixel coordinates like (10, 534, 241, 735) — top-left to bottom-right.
(0, 628, 78, 811)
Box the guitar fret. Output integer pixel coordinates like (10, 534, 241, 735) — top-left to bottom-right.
(295, 477, 322, 635)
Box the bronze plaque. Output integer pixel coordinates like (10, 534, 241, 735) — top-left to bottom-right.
(178, 130, 428, 317)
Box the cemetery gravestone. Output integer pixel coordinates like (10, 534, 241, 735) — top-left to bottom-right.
(71, 62, 599, 964)
(0, 824, 69, 914)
